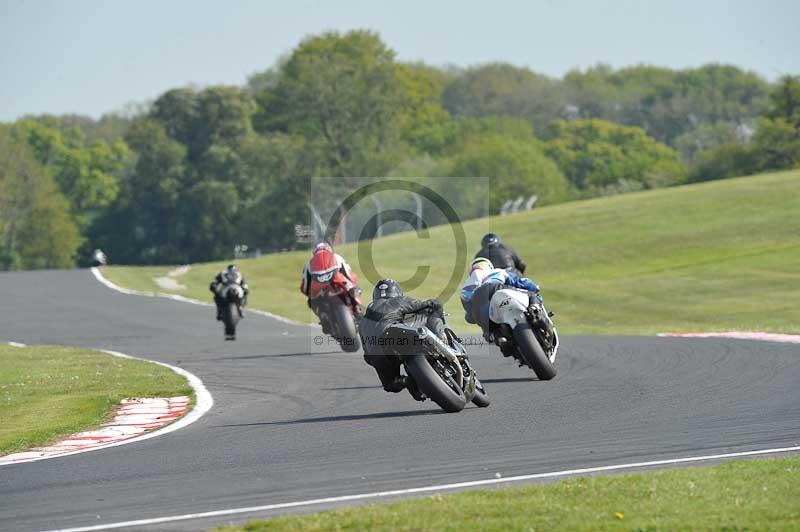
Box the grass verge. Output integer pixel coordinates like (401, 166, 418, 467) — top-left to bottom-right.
(0, 344, 193, 455)
(218, 456, 800, 531)
(104, 170, 800, 335)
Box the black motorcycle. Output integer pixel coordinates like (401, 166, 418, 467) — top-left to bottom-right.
(381, 316, 490, 413)
(219, 281, 245, 340)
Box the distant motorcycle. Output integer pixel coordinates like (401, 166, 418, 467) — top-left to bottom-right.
(220, 280, 245, 341)
(381, 314, 490, 413)
(90, 249, 107, 267)
(311, 269, 363, 353)
(488, 288, 558, 380)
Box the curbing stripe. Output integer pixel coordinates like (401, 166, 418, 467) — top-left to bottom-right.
(0, 398, 190, 465)
(0, 347, 213, 467)
(41, 445, 800, 532)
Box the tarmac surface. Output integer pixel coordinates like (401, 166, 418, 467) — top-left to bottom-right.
(1, 269, 798, 531)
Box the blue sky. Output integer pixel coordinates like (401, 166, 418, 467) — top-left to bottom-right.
(1, 0, 798, 121)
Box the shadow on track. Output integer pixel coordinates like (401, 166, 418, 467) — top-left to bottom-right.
(324, 384, 382, 391)
(216, 350, 343, 361)
(217, 408, 445, 427)
(479, 376, 538, 384)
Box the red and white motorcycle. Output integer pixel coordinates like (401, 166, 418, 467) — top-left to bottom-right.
(306, 252, 363, 353)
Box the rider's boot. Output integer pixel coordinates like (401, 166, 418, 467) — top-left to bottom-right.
(405, 378, 426, 402)
(383, 375, 409, 393)
(498, 336, 514, 357)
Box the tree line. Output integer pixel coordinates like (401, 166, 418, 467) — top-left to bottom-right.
(1, 30, 798, 269)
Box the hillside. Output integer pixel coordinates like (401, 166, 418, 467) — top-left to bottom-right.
(104, 170, 800, 335)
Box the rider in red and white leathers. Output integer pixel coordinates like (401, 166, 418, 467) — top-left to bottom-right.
(300, 243, 362, 329)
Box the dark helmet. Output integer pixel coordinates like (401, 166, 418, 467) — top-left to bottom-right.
(481, 233, 500, 247)
(225, 264, 241, 283)
(373, 279, 403, 300)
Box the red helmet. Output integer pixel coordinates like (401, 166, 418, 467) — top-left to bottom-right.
(309, 244, 337, 283)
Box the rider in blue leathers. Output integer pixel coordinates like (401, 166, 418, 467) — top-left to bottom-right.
(460, 257, 540, 340)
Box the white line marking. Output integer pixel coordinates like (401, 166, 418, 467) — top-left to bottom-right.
(41, 445, 800, 532)
(91, 267, 313, 327)
(0, 347, 213, 467)
(7, 341, 26, 347)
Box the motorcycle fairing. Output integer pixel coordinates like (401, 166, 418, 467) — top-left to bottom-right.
(489, 288, 529, 326)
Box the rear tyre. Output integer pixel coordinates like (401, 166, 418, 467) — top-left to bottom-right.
(405, 355, 467, 413)
(513, 323, 557, 380)
(331, 298, 361, 352)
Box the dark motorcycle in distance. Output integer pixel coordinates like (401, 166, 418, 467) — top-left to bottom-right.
(220, 280, 245, 341)
(311, 269, 363, 353)
(381, 316, 490, 413)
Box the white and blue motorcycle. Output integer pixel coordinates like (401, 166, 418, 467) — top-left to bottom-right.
(488, 288, 558, 380)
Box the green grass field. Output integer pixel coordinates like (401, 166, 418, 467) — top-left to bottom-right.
(0, 344, 193, 455)
(218, 456, 800, 531)
(105, 170, 800, 335)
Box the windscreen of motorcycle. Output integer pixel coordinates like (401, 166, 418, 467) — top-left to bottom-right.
(489, 288, 529, 326)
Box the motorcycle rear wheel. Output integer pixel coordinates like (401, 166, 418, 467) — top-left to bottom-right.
(512, 323, 557, 380)
(405, 355, 467, 413)
(331, 298, 361, 352)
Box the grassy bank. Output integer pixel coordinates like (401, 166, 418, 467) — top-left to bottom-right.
(218, 456, 800, 531)
(0, 344, 192, 455)
(104, 170, 800, 335)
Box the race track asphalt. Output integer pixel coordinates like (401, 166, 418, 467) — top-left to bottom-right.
(1, 269, 798, 531)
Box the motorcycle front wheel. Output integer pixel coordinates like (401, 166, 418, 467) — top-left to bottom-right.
(471, 378, 491, 408)
(224, 301, 240, 339)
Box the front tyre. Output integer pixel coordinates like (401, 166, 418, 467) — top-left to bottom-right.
(512, 323, 557, 380)
(331, 298, 361, 352)
(471, 378, 491, 408)
(405, 355, 467, 413)
(224, 301, 240, 339)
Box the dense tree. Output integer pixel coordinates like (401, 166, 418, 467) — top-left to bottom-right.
(0, 128, 81, 269)
(752, 76, 800, 171)
(766, 75, 800, 129)
(394, 62, 453, 153)
(446, 135, 570, 213)
(253, 30, 404, 177)
(545, 119, 687, 194)
(442, 63, 565, 132)
(689, 76, 800, 181)
(674, 121, 747, 164)
(562, 64, 769, 145)
(91, 85, 297, 263)
(688, 142, 756, 183)
(9, 119, 128, 227)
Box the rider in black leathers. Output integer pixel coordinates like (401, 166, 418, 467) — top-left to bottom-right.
(474, 233, 526, 275)
(358, 279, 444, 400)
(209, 264, 249, 320)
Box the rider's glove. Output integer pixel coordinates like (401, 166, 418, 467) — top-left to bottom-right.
(424, 299, 443, 312)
